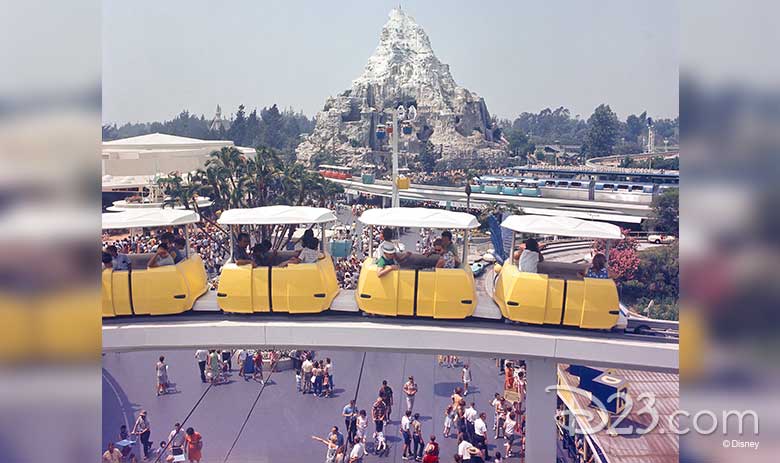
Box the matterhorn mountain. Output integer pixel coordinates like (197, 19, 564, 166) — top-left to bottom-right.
(296, 7, 508, 168)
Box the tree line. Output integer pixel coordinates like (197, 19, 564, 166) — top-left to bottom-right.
(102, 104, 315, 162)
(498, 105, 678, 159)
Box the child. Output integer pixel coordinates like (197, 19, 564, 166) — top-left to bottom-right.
(493, 451, 503, 463)
(443, 404, 454, 438)
(297, 238, 321, 264)
(373, 430, 387, 455)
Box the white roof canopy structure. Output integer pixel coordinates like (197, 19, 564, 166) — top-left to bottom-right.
(359, 207, 479, 229)
(217, 206, 337, 225)
(500, 214, 623, 239)
(102, 209, 201, 229)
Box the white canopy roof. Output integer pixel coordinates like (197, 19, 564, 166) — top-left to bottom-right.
(500, 214, 623, 239)
(217, 206, 337, 225)
(359, 207, 479, 229)
(102, 209, 201, 229)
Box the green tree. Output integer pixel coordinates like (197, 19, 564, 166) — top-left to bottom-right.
(583, 104, 620, 157)
(227, 104, 248, 146)
(621, 243, 679, 320)
(644, 188, 679, 234)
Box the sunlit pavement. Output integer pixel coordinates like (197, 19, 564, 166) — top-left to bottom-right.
(103, 349, 513, 462)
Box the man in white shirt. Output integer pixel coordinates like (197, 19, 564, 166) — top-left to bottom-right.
(464, 403, 478, 442)
(349, 437, 366, 462)
(474, 412, 489, 455)
(168, 422, 186, 453)
(457, 433, 474, 461)
(400, 410, 412, 460)
(403, 376, 418, 413)
(301, 357, 314, 394)
(194, 349, 208, 383)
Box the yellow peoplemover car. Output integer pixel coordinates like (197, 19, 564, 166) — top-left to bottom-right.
(102, 209, 209, 317)
(216, 206, 339, 314)
(356, 207, 480, 319)
(492, 215, 623, 329)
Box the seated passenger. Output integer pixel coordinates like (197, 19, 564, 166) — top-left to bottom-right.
(148, 242, 176, 268)
(102, 252, 113, 270)
(157, 232, 183, 262)
(378, 227, 411, 262)
(288, 238, 322, 265)
(251, 240, 274, 267)
(581, 253, 614, 279)
(517, 238, 544, 273)
(376, 242, 400, 277)
(172, 237, 188, 263)
(233, 232, 253, 266)
(433, 239, 458, 269)
(105, 245, 131, 271)
(427, 231, 460, 266)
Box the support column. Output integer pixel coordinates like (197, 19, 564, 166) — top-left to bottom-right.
(524, 358, 558, 462)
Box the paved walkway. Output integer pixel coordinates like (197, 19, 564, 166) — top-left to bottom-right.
(103, 349, 517, 462)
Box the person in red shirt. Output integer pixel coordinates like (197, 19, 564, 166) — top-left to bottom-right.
(422, 434, 440, 463)
(185, 427, 202, 463)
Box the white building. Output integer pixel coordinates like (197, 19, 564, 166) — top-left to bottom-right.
(102, 133, 255, 184)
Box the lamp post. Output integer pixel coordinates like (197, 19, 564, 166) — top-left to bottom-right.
(465, 182, 472, 212)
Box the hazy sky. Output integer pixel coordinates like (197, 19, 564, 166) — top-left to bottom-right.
(102, 0, 678, 124)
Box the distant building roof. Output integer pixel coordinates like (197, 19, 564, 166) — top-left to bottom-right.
(103, 133, 234, 148)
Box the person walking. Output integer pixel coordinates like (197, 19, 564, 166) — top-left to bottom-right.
(311, 435, 340, 463)
(403, 376, 418, 413)
(131, 410, 152, 460)
(461, 363, 472, 397)
(155, 356, 169, 396)
(208, 350, 221, 384)
(342, 400, 358, 444)
(302, 356, 314, 394)
(412, 413, 424, 461)
(168, 422, 186, 456)
(253, 351, 264, 384)
(348, 437, 366, 463)
(421, 435, 440, 463)
(194, 349, 208, 383)
(379, 380, 394, 423)
(371, 396, 387, 435)
(185, 427, 203, 463)
(221, 349, 232, 371)
(400, 410, 412, 460)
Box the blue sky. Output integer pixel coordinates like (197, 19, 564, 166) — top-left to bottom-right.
(102, 0, 678, 123)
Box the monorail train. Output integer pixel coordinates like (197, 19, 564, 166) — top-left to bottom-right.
(472, 176, 676, 205)
(102, 207, 631, 332)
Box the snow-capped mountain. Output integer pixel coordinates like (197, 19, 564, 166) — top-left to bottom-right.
(296, 7, 507, 168)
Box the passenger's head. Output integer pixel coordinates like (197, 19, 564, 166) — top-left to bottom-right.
(591, 253, 607, 271)
(306, 237, 319, 250)
(156, 242, 170, 258)
(381, 227, 395, 241)
(106, 245, 118, 256)
(524, 238, 540, 253)
(102, 252, 113, 267)
(160, 232, 175, 244)
(173, 237, 186, 249)
(441, 230, 453, 244)
(433, 238, 444, 255)
(237, 233, 250, 247)
(381, 241, 397, 258)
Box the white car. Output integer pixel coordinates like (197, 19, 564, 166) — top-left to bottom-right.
(647, 234, 676, 244)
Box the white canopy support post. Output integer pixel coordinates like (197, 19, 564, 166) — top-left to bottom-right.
(510, 231, 517, 264)
(368, 225, 374, 258)
(229, 225, 235, 262)
(320, 223, 326, 252)
(605, 239, 611, 265)
(185, 223, 191, 259)
(461, 229, 469, 268)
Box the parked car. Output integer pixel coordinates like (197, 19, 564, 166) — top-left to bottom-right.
(647, 233, 676, 244)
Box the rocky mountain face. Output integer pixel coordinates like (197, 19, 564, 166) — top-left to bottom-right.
(296, 7, 508, 169)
